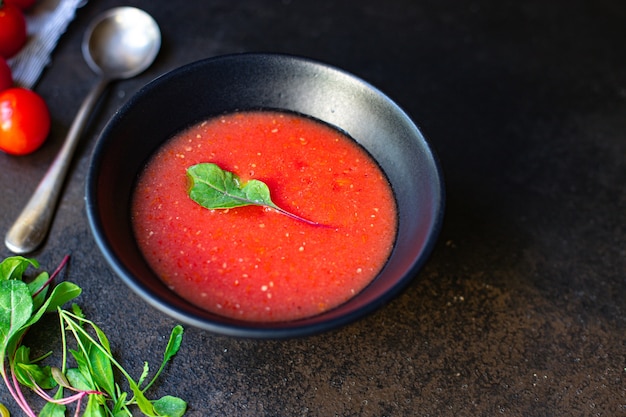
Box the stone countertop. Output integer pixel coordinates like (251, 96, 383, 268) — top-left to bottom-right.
(1, 0, 624, 415)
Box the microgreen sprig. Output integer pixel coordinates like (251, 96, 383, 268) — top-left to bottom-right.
(187, 162, 328, 227)
(0, 255, 186, 417)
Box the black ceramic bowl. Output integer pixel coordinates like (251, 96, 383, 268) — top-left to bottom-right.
(86, 53, 444, 338)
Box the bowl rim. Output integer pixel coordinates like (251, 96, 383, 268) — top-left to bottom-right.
(85, 52, 446, 338)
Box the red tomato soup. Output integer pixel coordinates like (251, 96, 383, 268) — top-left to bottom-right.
(132, 111, 397, 322)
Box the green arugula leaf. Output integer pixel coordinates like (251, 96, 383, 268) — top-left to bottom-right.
(14, 346, 56, 389)
(187, 162, 280, 209)
(72, 302, 84, 318)
(90, 320, 112, 353)
(112, 391, 129, 416)
(129, 378, 158, 416)
(89, 350, 113, 390)
(83, 393, 107, 417)
(153, 395, 187, 417)
(19, 281, 81, 332)
(187, 163, 323, 226)
(0, 256, 38, 281)
(15, 362, 56, 389)
(28, 272, 50, 311)
(0, 280, 33, 360)
(138, 361, 150, 388)
(73, 318, 115, 397)
(142, 325, 184, 393)
(67, 318, 112, 399)
(43, 282, 82, 313)
(163, 325, 184, 363)
(65, 367, 92, 391)
(88, 339, 115, 396)
(69, 348, 97, 390)
(51, 367, 71, 388)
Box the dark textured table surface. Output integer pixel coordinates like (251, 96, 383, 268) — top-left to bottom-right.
(1, 0, 625, 415)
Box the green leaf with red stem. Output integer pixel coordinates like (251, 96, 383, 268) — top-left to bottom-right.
(187, 162, 325, 226)
(0, 256, 187, 415)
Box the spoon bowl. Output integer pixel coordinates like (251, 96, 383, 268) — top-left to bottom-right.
(5, 7, 161, 254)
(83, 7, 161, 79)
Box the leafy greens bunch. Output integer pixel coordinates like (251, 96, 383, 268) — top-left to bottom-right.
(0, 255, 186, 417)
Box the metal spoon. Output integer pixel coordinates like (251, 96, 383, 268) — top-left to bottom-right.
(5, 7, 161, 254)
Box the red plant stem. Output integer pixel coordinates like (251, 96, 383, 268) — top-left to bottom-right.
(8, 369, 37, 417)
(49, 254, 70, 281)
(271, 206, 334, 228)
(73, 397, 81, 417)
(1, 372, 35, 417)
(32, 254, 70, 298)
(1, 255, 73, 417)
(30, 378, 103, 405)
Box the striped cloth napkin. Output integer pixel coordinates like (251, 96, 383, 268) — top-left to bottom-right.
(8, 0, 87, 88)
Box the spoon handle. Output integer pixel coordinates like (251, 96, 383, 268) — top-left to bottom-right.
(5, 77, 110, 254)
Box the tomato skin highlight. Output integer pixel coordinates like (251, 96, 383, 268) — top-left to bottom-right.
(0, 56, 12, 91)
(0, 2, 27, 58)
(0, 88, 51, 155)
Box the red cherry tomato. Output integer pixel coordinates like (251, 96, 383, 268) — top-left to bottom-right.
(0, 56, 12, 91)
(0, 88, 51, 155)
(0, 2, 27, 58)
(5, 0, 37, 10)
